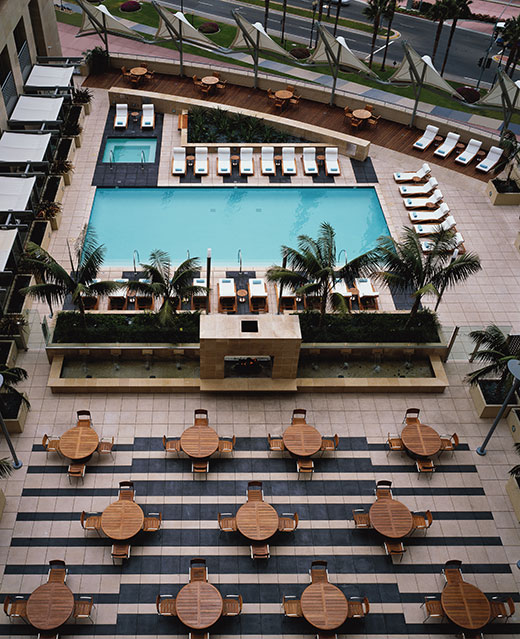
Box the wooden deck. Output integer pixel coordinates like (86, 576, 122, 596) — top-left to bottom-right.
(84, 71, 490, 182)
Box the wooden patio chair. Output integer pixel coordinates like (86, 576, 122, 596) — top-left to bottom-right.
(384, 541, 406, 562)
(350, 118, 361, 130)
(37, 634, 59, 639)
(416, 459, 435, 478)
(344, 105, 352, 115)
(458, 633, 484, 639)
(42, 433, 60, 454)
(192, 74, 202, 86)
(145, 69, 155, 81)
(368, 115, 381, 127)
(289, 95, 300, 106)
(344, 111, 354, 121)
(267, 434, 284, 453)
(222, 594, 242, 616)
(320, 434, 339, 455)
(192, 460, 209, 476)
(190, 558, 208, 582)
(352, 509, 371, 528)
(3, 595, 27, 622)
(490, 596, 515, 622)
(282, 595, 302, 617)
(139, 62, 148, 69)
(143, 512, 162, 532)
(291, 408, 307, 424)
(364, 104, 374, 112)
(118, 481, 135, 501)
(48, 559, 67, 583)
(111, 543, 130, 563)
(287, 84, 296, 92)
(217, 78, 227, 90)
(439, 432, 459, 458)
(77, 410, 92, 427)
(403, 408, 420, 424)
(387, 433, 404, 454)
(73, 595, 94, 622)
(309, 560, 329, 583)
(375, 479, 393, 499)
(97, 437, 114, 459)
(412, 510, 433, 534)
(200, 84, 211, 95)
(421, 595, 444, 621)
(68, 463, 86, 484)
(80, 511, 101, 536)
(247, 480, 264, 501)
(297, 458, 314, 479)
(315, 634, 337, 639)
(218, 435, 236, 454)
(278, 512, 299, 532)
(162, 435, 181, 455)
(250, 543, 270, 559)
(274, 98, 285, 109)
(267, 88, 276, 100)
(347, 596, 369, 617)
(156, 594, 176, 616)
(218, 512, 237, 532)
(188, 633, 209, 639)
(442, 559, 463, 584)
(194, 409, 209, 426)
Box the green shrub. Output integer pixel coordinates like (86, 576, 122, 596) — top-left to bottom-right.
(53, 312, 200, 343)
(290, 47, 310, 59)
(298, 310, 440, 343)
(198, 21, 219, 33)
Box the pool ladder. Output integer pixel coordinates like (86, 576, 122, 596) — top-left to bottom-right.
(109, 149, 115, 170)
(238, 249, 242, 273)
(140, 149, 145, 170)
(133, 249, 140, 276)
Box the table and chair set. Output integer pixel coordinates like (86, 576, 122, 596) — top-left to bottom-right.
(192, 72, 227, 96)
(267, 85, 301, 110)
(344, 103, 380, 130)
(120, 63, 155, 86)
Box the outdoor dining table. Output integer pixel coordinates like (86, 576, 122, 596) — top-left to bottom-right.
(180, 424, 219, 458)
(130, 66, 147, 77)
(352, 109, 372, 126)
(441, 581, 491, 629)
(101, 499, 144, 540)
(283, 423, 322, 457)
(275, 89, 293, 100)
(26, 582, 74, 630)
(300, 582, 349, 630)
(401, 422, 441, 457)
(369, 497, 413, 538)
(236, 500, 279, 541)
(201, 75, 219, 87)
(176, 581, 223, 629)
(59, 426, 99, 460)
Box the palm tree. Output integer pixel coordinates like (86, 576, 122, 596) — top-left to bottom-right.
(429, 0, 451, 64)
(281, 0, 288, 45)
(363, 0, 389, 69)
(502, 15, 520, 76)
(20, 229, 120, 328)
(380, 0, 396, 73)
(0, 458, 13, 479)
(129, 250, 206, 325)
(373, 227, 481, 326)
(264, 0, 270, 30)
(440, 0, 472, 76)
(0, 365, 30, 418)
(266, 222, 379, 324)
(497, 129, 520, 185)
(465, 325, 518, 388)
(333, 0, 342, 37)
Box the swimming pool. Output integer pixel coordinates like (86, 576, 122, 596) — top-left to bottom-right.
(87, 187, 389, 266)
(102, 138, 157, 163)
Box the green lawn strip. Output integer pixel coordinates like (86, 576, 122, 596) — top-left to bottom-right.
(55, 8, 82, 27)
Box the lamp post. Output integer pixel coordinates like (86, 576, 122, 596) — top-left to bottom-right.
(0, 375, 23, 469)
(310, 1, 318, 48)
(476, 359, 520, 456)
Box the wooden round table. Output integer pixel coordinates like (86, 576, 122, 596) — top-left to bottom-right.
(237, 289, 248, 302)
(236, 501, 279, 541)
(59, 427, 99, 460)
(130, 66, 147, 76)
(283, 423, 322, 457)
(202, 76, 219, 86)
(301, 582, 348, 630)
(26, 582, 74, 630)
(369, 498, 413, 538)
(352, 109, 372, 120)
(441, 582, 491, 629)
(176, 582, 223, 629)
(275, 90, 293, 100)
(101, 500, 144, 540)
(401, 423, 441, 457)
(181, 425, 219, 458)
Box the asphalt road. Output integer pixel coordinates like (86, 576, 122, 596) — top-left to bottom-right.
(161, 0, 517, 86)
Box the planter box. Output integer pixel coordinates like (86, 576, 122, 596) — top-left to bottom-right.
(515, 231, 520, 253)
(507, 408, 520, 444)
(469, 382, 520, 418)
(487, 180, 520, 206)
(49, 203, 63, 230)
(0, 340, 18, 369)
(506, 475, 520, 523)
(43, 175, 65, 207)
(0, 488, 5, 520)
(74, 130, 83, 149)
(3, 393, 30, 434)
(82, 102, 91, 116)
(29, 220, 52, 251)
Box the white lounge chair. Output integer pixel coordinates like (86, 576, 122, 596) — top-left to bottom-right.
(191, 277, 207, 310)
(282, 147, 297, 175)
(434, 132, 460, 158)
(354, 277, 379, 310)
(240, 147, 254, 175)
(324, 147, 340, 175)
(195, 147, 208, 175)
(141, 104, 155, 129)
(408, 202, 450, 223)
(331, 279, 352, 307)
(302, 147, 318, 175)
(421, 232, 464, 253)
(217, 147, 231, 175)
(413, 125, 438, 150)
(476, 146, 503, 173)
(393, 163, 431, 183)
(218, 278, 237, 313)
(413, 215, 456, 236)
(403, 189, 443, 209)
(171, 147, 186, 175)
(455, 139, 482, 165)
(261, 147, 275, 175)
(114, 104, 128, 128)
(399, 177, 438, 196)
(248, 278, 268, 312)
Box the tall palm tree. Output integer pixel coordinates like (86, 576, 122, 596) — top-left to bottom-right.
(465, 325, 518, 387)
(280, 0, 288, 45)
(373, 227, 481, 326)
(429, 0, 451, 64)
(440, 0, 472, 76)
(363, 0, 389, 69)
(381, 0, 396, 72)
(502, 15, 520, 76)
(0, 458, 13, 479)
(130, 250, 206, 325)
(20, 229, 120, 328)
(0, 365, 30, 418)
(266, 222, 379, 324)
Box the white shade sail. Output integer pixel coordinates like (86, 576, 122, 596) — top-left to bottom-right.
(155, 11, 220, 48)
(77, 3, 141, 39)
(0, 177, 36, 211)
(389, 45, 459, 97)
(231, 13, 293, 58)
(0, 230, 19, 272)
(25, 64, 74, 88)
(10, 96, 64, 122)
(0, 132, 51, 162)
(308, 28, 377, 77)
(477, 72, 520, 108)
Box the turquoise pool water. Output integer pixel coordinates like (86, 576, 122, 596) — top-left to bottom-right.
(102, 138, 157, 163)
(87, 187, 389, 266)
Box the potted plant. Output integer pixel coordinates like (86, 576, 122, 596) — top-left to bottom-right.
(51, 158, 75, 187)
(0, 458, 13, 520)
(0, 365, 30, 434)
(72, 86, 93, 115)
(37, 201, 62, 231)
(506, 443, 520, 521)
(0, 314, 30, 351)
(487, 129, 520, 205)
(83, 46, 109, 75)
(63, 120, 83, 148)
(466, 325, 520, 418)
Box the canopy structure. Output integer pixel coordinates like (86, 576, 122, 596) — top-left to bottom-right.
(25, 64, 74, 90)
(9, 96, 64, 123)
(308, 24, 377, 105)
(389, 42, 461, 126)
(0, 177, 36, 212)
(477, 70, 520, 139)
(76, 0, 144, 52)
(0, 230, 19, 272)
(0, 132, 52, 163)
(231, 10, 293, 88)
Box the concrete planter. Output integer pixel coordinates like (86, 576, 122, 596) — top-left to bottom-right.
(507, 408, 520, 444)
(469, 381, 520, 418)
(48, 203, 63, 230)
(74, 130, 83, 149)
(0, 340, 18, 369)
(0, 488, 5, 520)
(506, 475, 520, 523)
(2, 393, 30, 434)
(515, 232, 520, 253)
(487, 180, 520, 206)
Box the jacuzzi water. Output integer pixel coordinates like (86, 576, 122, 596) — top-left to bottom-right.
(102, 138, 157, 163)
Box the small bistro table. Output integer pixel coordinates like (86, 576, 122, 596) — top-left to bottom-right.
(352, 109, 372, 121)
(180, 425, 219, 458)
(26, 582, 74, 630)
(130, 66, 147, 77)
(101, 500, 144, 540)
(283, 423, 322, 457)
(275, 89, 293, 100)
(369, 498, 413, 538)
(59, 426, 99, 460)
(401, 422, 441, 457)
(236, 501, 279, 541)
(441, 582, 491, 629)
(300, 582, 348, 630)
(201, 75, 219, 87)
(176, 581, 223, 629)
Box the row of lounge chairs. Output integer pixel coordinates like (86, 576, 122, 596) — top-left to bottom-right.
(114, 103, 155, 129)
(413, 125, 502, 172)
(171, 146, 341, 177)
